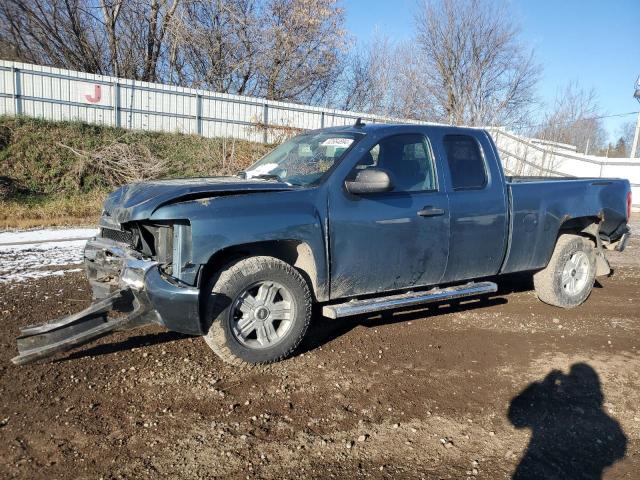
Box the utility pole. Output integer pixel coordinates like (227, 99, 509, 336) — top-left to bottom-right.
(632, 76, 640, 159)
(632, 112, 640, 159)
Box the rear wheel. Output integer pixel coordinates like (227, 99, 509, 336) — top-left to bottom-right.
(203, 256, 312, 365)
(533, 234, 596, 308)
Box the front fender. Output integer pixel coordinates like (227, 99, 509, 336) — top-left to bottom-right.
(150, 188, 329, 298)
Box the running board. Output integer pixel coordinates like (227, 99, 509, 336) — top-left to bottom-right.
(322, 281, 498, 319)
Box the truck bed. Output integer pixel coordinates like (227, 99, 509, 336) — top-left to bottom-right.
(501, 177, 630, 274)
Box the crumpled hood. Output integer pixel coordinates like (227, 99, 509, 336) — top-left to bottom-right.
(102, 176, 293, 225)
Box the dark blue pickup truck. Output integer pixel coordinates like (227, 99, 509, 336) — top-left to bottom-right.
(13, 122, 632, 365)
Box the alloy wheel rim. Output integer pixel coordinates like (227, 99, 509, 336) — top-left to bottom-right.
(561, 251, 590, 296)
(230, 281, 294, 349)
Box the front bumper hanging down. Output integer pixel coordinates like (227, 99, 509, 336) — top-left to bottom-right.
(12, 289, 145, 365)
(12, 236, 202, 365)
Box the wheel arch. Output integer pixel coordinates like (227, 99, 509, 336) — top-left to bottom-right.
(199, 240, 324, 303)
(553, 215, 610, 276)
(557, 215, 601, 240)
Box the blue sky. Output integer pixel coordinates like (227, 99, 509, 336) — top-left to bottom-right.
(342, 0, 640, 141)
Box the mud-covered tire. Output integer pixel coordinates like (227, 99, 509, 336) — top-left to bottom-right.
(203, 256, 312, 366)
(533, 234, 596, 308)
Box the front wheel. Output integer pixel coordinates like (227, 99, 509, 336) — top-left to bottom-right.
(203, 256, 312, 365)
(533, 234, 596, 308)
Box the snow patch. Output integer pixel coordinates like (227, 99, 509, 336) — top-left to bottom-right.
(0, 228, 97, 283)
(0, 228, 98, 245)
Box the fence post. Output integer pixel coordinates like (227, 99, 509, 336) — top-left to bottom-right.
(113, 81, 120, 128)
(522, 144, 529, 176)
(320, 111, 325, 129)
(12, 66, 22, 116)
(195, 93, 202, 136)
(262, 103, 269, 143)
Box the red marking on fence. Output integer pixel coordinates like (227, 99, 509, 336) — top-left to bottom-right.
(85, 85, 101, 103)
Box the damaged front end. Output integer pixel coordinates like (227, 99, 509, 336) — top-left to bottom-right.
(12, 221, 203, 365)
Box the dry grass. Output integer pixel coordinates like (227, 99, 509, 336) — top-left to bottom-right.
(1, 116, 275, 229)
(0, 191, 104, 229)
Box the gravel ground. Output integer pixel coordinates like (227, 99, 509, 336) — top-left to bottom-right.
(0, 223, 638, 479)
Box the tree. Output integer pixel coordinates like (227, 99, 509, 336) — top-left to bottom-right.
(0, 0, 181, 82)
(0, 0, 347, 103)
(339, 35, 396, 114)
(257, 0, 346, 103)
(608, 137, 629, 158)
(618, 121, 638, 158)
(339, 35, 447, 120)
(535, 82, 606, 154)
(169, 1, 262, 95)
(0, 0, 107, 75)
(414, 0, 540, 128)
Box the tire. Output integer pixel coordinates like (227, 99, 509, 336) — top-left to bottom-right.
(533, 234, 596, 308)
(203, 256, 312, 365)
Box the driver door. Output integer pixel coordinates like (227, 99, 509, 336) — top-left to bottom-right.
(328, 132, 450, 299)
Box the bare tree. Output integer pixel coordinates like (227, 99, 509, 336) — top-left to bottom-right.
(339, 35, 394, 113)
(414, 0, 539, 127)
(535, 82, 606, 154)
(0, 0, 181, 82)
(256, 0, 347, 103)
(170, 0, 347, 102)
(1, 0, 347, 104)
(99, 0, 123, 76)
(0, 0, 106, 74)
(339, 35, 438, 121)
(170, 0, 264, 95)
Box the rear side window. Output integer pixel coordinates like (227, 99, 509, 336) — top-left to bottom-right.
(443, 135, 487, 190)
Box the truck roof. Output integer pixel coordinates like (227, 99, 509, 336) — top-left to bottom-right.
(316, 122, 487, 136)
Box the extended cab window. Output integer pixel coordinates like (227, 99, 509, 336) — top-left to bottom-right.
(354, 134, 436, 192)
(443, 134, 487, 190)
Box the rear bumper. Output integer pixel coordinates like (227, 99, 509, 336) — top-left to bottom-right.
(84, 237, 203, 335)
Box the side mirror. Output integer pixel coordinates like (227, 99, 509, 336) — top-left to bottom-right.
(345, 168, 394, 194)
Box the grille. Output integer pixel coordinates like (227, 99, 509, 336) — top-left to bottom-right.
(101, 228, 133, 245)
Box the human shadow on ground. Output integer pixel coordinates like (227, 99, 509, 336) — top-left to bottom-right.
(508, 363, 627, 480)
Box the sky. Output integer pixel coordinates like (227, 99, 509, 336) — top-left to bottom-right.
(341, 0, 640, 142)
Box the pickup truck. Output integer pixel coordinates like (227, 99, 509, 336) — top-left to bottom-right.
(13, 122, 632, 366)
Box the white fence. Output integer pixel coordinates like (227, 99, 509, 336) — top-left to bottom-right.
(0, 60, 425, 144)
(1, 60, 638, 206)
(489, 128, 640, 207)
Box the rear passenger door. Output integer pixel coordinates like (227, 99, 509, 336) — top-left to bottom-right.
(437, 131, 509, 283)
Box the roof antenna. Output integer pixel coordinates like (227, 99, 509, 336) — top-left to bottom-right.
(354, 117, 366, 128)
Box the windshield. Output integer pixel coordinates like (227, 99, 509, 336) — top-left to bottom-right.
(243, 132, 362, 186)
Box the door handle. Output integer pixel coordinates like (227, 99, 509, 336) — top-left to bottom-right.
(417, 206, 445, 217)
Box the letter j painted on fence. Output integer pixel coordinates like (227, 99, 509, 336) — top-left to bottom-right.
(79, 82, 109, 106)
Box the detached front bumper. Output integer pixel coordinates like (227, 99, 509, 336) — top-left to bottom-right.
(12, 236, 202, 365)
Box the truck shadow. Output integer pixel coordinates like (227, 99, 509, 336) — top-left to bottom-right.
(54, 272, 538, 362)
(300, 272, 538, 353)
(301, 294, 510, 354)
(55, 331, 192, 362)
(508, 363, 627, 479)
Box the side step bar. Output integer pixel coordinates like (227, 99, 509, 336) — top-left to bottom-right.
(322, 281, 498, 319)
(12, 289, 146, 365)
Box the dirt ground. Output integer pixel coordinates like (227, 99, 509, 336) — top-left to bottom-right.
(1, 225, 639, 479)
